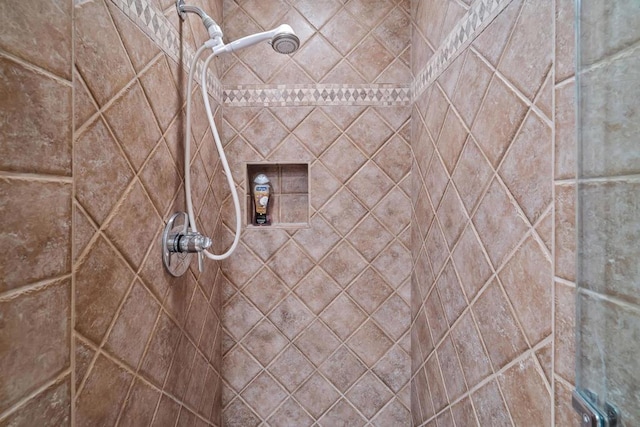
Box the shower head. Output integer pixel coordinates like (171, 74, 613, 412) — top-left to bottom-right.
(270, 25, 300, 54)
(212, 24, 300, 56)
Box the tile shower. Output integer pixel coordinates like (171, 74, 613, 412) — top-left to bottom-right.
(0, 0, 585, 426)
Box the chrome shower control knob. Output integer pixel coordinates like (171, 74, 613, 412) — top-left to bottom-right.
(162, 212, 213, 277)
(177, 233, 212, 253)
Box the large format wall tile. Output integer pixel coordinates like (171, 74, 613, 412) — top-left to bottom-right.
(410, 0, 575, 424)
(0, 0, 72, 79)
(0, 55, 72, 176)
(0, 178, 72, 291)
(0, 278, 70, 413)
(0, 0, 225, 424)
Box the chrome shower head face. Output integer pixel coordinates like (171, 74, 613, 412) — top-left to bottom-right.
(271, 30, 300, 54)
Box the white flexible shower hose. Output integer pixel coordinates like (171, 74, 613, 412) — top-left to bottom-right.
(184, 44, 241, 260)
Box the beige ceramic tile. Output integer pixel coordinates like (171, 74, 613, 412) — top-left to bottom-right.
(0, 56, 72, 176)
(0, 278, 70, 413)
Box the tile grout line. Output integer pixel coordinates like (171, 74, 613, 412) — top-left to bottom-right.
(71, 0, 77, 421)
(551, 0, 558, 422)
(0, 368, 72, 423)
(0, 48, 73, 85)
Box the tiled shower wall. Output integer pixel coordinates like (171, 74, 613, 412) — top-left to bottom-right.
(218, 0, 413, 426)
(410, 0, 580, 425)
(0, 0, 225, 425)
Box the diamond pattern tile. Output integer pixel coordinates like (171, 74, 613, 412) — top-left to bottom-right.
(347, 161, 395, 209)
(347, 268, 393, 315)
(292, 214, 341, 262)
(437, 336, 467, 402)
(436, 183, 468, 249)
(319, 188, 368, 236)
(320, 294, 367, 340)
(292, 0, 342, 30)
(499, 112, 553, 224)
(310, 161, 343, 210)
(294, 35, 343, 82)
(347, 320, 393, 367)
(240, 372, 287, 419)
(347, 36, 395, 81)
(211, 1, 416, 423)
(437, 109, 468, 174)
(320, 241, 368, 287)
(75, 118, 134, 226)
(268, 294, 314, 339)
(346, 108, 395, 157)
(451, 138, 494, 214)
(223, 398, 261, 427)
(346, 372, 394, 419)
(473, 280, 528, 370)
(498, 235, 552, 345)
(345, 0, 395, 29)
(220, 241, 263, 287)
(373, 186, 412, 236)
(373, 6, 411, 56)
(372, 240, 411, 289)
(292, 108, 341, 157)
(241, 109, 289, 157)
(347, 215, 394, 262)
(267, 398, 314, 426)
(293, 267, 341, 315)
(294, 320, 341, 367)
(266, 241, 315, 288)
(472, 178, 529, 268)
(223, 294, 263, 341)
(320, 8, 368, 56)
(371, 398, 411, 426)
(373, 135, 412, 184)
(436, 261, 468, 327)
(319, 399, 367, 426)
(320, 136, 367, 183)
(243, 268, 289, 315)
(373, 345, 411, 393)
(240, 0, 289, 30)
(241, 228, 289, 262)
(269, 345, 314, 393)
(294, 373, 341, 420)
(471, 76, 528, 167)
(372, 294, 410, 340)
(242, 319, 289, 367)
(319, 346, 367, 393)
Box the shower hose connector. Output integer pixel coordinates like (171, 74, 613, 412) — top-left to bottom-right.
(176, 0, 222, 41)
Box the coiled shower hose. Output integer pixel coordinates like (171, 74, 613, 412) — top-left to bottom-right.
(184, 44, 241, 260)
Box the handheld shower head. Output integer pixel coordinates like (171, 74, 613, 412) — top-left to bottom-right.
(270, 25, 300, 54)
(211, 24, 300, 56)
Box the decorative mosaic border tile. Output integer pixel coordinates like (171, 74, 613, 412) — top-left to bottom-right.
(223, 84, 411, 107)
(111, 0, 509, 107)
(108, 0, 411, 108)
(110, 0, 224, 101)
(412, 0, 512, 99)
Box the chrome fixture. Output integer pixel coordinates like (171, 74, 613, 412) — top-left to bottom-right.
(164, 1, 300, 276)
(175, 0, 299, 56)
(572, 389, 620, 427)
(162, 212, 211, 277)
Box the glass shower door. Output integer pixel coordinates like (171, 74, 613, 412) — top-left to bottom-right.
(574, 1, 640, 425)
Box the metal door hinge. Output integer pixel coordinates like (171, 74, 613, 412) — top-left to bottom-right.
(572, 389, 620, 427)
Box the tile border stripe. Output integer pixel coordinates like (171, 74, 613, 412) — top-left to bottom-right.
(111, 0, 510, 106)
(411, 0, 512, 100)
(223, 85, 411, 107)
(110, 0, 223, 102)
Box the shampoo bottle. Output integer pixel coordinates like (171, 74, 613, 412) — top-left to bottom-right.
(252, 174, 271, 225)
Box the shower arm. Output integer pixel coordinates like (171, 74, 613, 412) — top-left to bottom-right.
(176, 0, 222, 42)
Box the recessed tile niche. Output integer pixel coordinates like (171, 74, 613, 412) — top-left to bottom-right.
(246, 163, 309, 228)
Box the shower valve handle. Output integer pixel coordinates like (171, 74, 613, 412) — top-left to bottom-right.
(168, 231, 212, 253)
